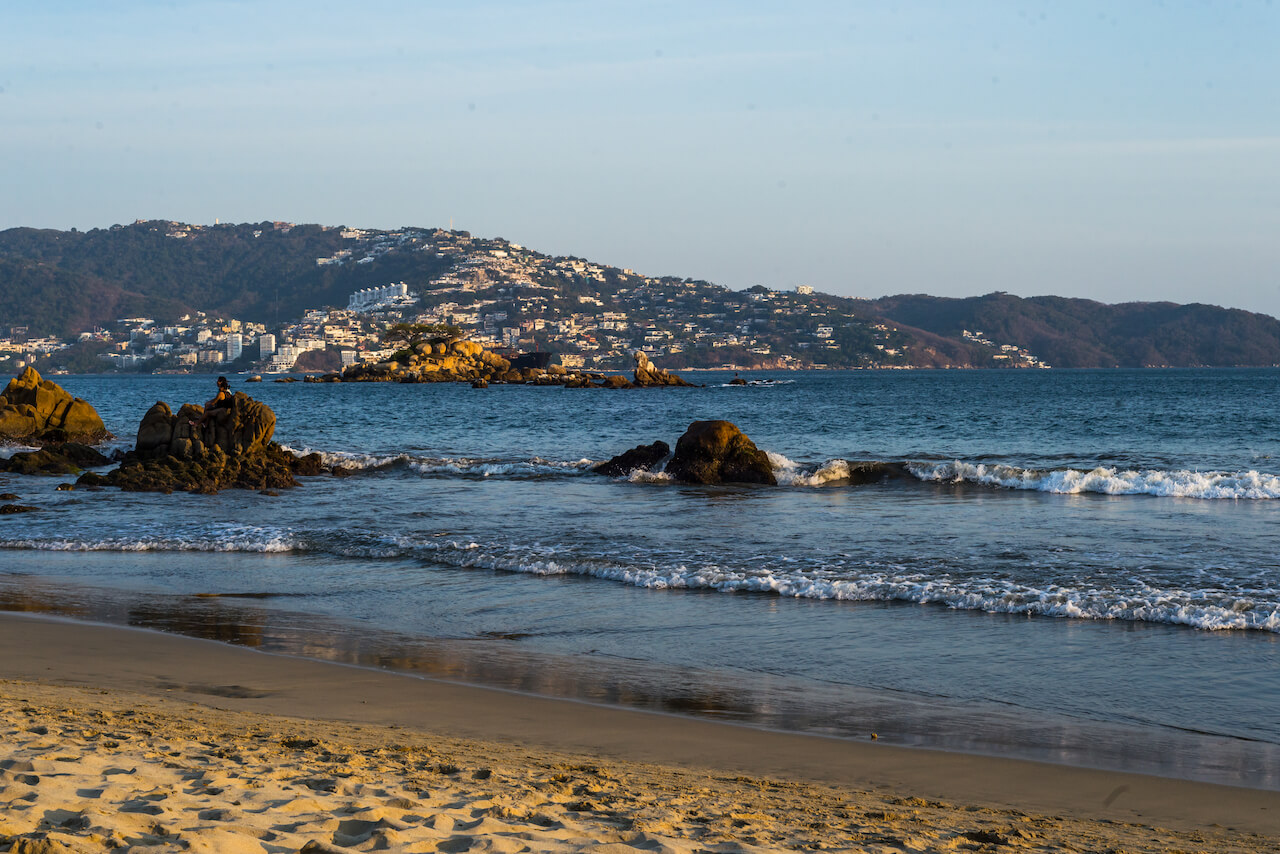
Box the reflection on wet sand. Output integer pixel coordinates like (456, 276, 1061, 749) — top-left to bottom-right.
(3, 574, 1278, 790)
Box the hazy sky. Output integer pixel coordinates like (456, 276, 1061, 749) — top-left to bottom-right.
(4, 1, 1278, 314)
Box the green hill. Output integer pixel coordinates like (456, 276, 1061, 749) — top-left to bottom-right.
(2, 220, 1278, 369)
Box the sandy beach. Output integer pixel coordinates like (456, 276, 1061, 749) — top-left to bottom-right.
(1, 613, 1276, 853)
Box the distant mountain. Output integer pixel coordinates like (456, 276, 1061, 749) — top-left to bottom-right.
(869, 293, 1280, 368)
(2, 220, 1279, 369)
(0, 221, 450, 335)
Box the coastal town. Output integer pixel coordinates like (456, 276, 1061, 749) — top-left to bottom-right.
(1, 221, 1051, 374)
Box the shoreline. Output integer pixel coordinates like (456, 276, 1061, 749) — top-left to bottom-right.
(3, 575, 1277, 793)
(2, 611, 1277, 848)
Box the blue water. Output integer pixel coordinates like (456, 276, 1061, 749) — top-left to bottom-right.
(2, 369, 1278, 788)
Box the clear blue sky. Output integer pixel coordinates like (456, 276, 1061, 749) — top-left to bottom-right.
(4, 1, 1278, 314)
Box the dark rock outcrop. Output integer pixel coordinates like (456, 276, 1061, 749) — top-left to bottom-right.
(0, 442, 110, 476)
(78, 392, 324, 494)
(593, 441, 671, 477)
(632, 352, 695, 387)
(0, 367, 109, 445)
(664, 420, 776, 485)
(0, 504, 38, 515)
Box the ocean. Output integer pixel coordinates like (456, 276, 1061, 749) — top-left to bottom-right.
(2, 369, 1278, 789)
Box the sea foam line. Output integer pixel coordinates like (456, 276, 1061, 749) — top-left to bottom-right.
(907, 461, 1280, 499)
(4, 526, 1277, 631)
(281, 446, 595, 479)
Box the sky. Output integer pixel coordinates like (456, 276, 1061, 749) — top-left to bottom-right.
(3, 1, 1278, 314)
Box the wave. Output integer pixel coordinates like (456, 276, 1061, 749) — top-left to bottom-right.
(6, 526, 1277, 632)
(282, 446, 595, 479)
(764, 453, 1280, 499)
(278, 445, 1280, 499)
(0, 524, 297, 553)
(906, 461, 1280, 500)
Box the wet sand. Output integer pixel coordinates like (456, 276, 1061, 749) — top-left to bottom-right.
(1, 613, 1276, 852)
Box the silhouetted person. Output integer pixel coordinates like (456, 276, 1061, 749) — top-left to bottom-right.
(191, 376, 233, 427)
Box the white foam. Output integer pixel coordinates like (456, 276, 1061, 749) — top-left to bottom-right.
(907, 461, 1280, 500)
(8, 522, 1278, 633)
(395, 537, 1280, 633)
(769, 453, 852, 486)
(625, 468, 673, 483)
(407, 456, 594, 478)
(279, 446, 413, 471)
(1, 524, 296, 553)
(280, 446, 596, 479)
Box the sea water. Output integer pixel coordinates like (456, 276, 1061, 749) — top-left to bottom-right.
(1, 369, 1278, 788)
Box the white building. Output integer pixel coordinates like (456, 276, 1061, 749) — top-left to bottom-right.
(348, 282, 415, 312)
(795, 285, 814, 295)
(259, 333, 277, 359)
(226, 333, 243, 361)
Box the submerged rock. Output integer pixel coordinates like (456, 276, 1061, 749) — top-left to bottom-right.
(0, 442, 111, 476)
(664, 420, 776, 485)
(0, 366, 109, 445)
(593, 441, 671, 477)
(0, 504, 38, 514)
(79, 392, 324, 494)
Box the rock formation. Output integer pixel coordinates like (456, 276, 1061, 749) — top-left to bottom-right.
(594, 421, 776, 485)
(78, 392, 325, 493)
(341, 337, 514, 384)
(592, 441, 670, 477)
(664, 420, 777, 485)
(0, 367, 109, 445)
(632, 352, 696, 387)
(336, 337, 698, 390)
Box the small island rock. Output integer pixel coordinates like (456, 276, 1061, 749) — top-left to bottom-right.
(632, 352, 695, 388)
(0, 367, 109, 445)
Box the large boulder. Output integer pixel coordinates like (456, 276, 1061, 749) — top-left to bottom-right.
(593, 441, 671, 477)
(80, 392, 320, 494)
(132, 392, 275, 460)
(0, 367, 109, 444)
(664, 420, 776, 485)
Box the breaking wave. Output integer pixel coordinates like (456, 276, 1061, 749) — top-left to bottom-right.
(280, 445, 1280, 499)
(906, 461, 1280, 500)
(282, 446, 595, 479)
(765, 453, 1280, 499)
(0, 524, 297, 553)
(4, 526, 1277, 632)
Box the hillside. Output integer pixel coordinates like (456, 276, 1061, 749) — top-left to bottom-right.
(870, 293, 1280, 368)
(1, 220, 1278, 369)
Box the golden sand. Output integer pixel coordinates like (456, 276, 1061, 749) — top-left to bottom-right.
(1, 681, 1274, 854)
(1, 615, 1277, 853)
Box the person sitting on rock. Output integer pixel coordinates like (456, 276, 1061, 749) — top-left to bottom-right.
(191, 376, 234, 427)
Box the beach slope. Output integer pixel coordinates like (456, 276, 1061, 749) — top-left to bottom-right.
(1, 614, 1276, 853)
